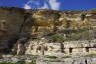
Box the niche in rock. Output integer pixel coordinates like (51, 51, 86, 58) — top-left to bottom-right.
(37, 46, 41, 51)
(85, 47, 89, 52)
(69, 48, 73, 53)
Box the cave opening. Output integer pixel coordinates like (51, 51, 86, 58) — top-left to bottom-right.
(85, 47, 89, 52)
(69, 48, 73, 53)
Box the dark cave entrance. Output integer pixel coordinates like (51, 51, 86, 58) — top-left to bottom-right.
(85, 47, 89, 52)
(69, 48, 73, 53)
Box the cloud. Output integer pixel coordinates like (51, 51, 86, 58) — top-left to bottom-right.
(49, 0, 60, 10)
(39, 3, 49, 9)
(39, 0, 61, 10)
(23, 0, 61, 10)
(23, 0, 42, 9)
(24, 4, 31, 9)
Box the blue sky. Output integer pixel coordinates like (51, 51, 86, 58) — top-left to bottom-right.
(0, 0, 96, 10)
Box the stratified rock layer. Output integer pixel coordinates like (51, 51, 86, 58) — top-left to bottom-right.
(0, 7, 96, 55)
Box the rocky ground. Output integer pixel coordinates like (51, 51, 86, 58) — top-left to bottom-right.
(0, 55, 37, 64)
(36, 53, 96, 64)
(37, 57, 96, 64)
(0, 54, 96, 64)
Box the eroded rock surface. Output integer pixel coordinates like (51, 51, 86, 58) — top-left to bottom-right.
(0, 7, 96, 56)
(36, 57, 96, 64)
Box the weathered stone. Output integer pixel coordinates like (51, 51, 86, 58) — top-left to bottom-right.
(0, 7, 96, 60)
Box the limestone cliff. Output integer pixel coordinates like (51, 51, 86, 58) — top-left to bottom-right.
(0, 7, 96, 55)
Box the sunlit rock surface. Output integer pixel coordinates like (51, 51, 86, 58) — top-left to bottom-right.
(0, 7, 96, 64)
(0, 7, 96, 56)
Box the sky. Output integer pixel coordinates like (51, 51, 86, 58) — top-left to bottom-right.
(0, 0, 96, 10)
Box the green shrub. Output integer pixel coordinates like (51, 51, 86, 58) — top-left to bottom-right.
(65, 30, 95, 41)
(50, 60, 64, 62)
(15, 61, 25, 64)
(48, 34, 65, 42)
(62, 56, 71, 58)
(84, 54, 96, 57)
(46, 56, 57, 59)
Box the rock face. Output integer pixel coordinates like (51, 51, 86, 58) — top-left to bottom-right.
(0, 55, 37, 63)
(0, 7, 25, 54)
(36, 57, 96, 64)
(0, 7, 96, 56)
(13, 39, 96, 56)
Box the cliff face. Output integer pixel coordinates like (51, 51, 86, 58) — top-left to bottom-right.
(0, 7, 24, 40)
(0, 7, 25, 54)
(0, 7, 96, 55)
